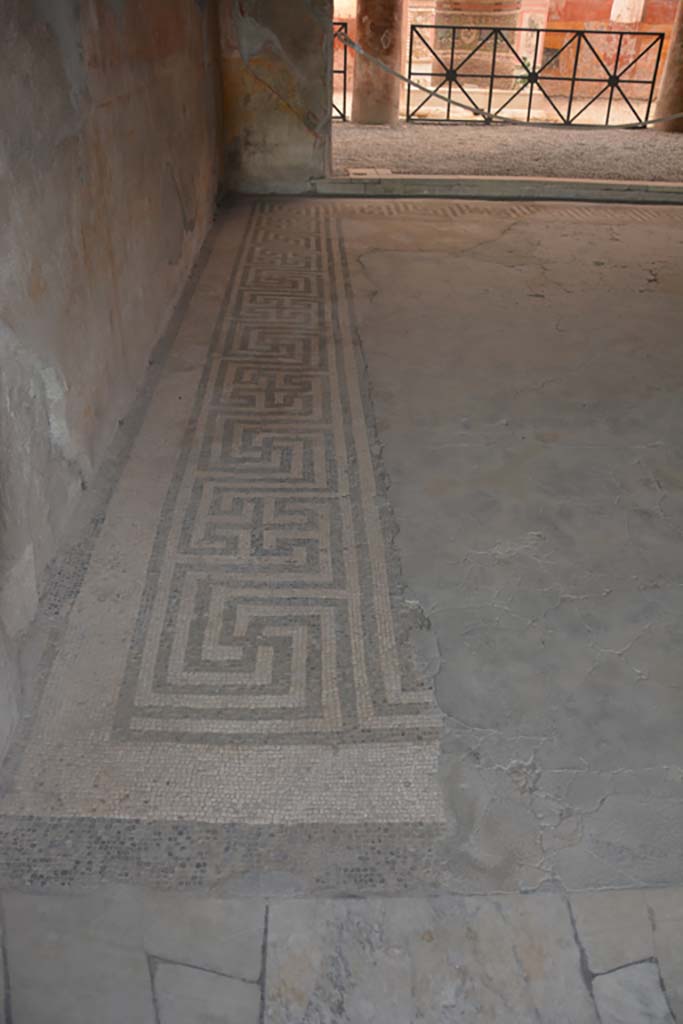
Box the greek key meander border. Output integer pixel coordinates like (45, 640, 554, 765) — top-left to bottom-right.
(314, 199, 683, 223)
(113, 200, 441, 747)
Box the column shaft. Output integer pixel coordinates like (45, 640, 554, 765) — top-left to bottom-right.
(655, 0, 683, 131)
(352, 0, 406, 125)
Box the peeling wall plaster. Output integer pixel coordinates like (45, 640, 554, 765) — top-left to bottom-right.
(218, 0, 333, 192)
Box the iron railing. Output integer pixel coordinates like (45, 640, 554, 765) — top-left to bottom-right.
(407, 24, 664, 126)
(333, 20, 349, 120)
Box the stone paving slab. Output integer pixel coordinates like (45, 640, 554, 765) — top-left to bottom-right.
(265, 894, 599, 1024)
(0, 918, 5, 1024)
(153, 961, 261, 1024)
(571, 887, 683, 1022)
(143, 892, 265, 981)
(647, 890, 683, 1023)
(571, 889, 656, 974)
(1, 887, 681, 1023)
(1, 887, 268, 1024)
(2, 888, 154, 1024)
(593, 962, 675, 1024)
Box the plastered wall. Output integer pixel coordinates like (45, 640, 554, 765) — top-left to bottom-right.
(0, 0, 223, 750)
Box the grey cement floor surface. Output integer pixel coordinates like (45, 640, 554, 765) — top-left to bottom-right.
(333, 121, 683, 181)
(1, 198, 683, 1022)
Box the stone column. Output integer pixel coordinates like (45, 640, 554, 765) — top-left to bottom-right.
(352, 0, 406, 124)
(655, 0, 683, 131)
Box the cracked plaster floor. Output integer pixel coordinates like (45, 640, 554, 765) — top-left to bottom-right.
(1, 198, 682, 1022)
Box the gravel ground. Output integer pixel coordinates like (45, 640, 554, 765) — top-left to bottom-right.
(332, 122, 683, 181)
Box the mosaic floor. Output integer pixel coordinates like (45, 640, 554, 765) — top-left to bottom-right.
(0, 199, 447, 887)
(3, 197, 683, 899)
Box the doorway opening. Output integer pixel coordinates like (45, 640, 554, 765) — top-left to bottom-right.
(331, 0, 683, 182)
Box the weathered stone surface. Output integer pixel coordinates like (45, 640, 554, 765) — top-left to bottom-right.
(570, 889, 654, 975)
(569, 887, 683, 1021)
(0, 915, 6, 1024)
(266, 894, 598, 1023)
(2, 887, 154, 1024)
(593, 962, 674, 1024)
(143, 892, 265, 981)
(646, 888, 683, 1022)
(154, 962, 260, 1024)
